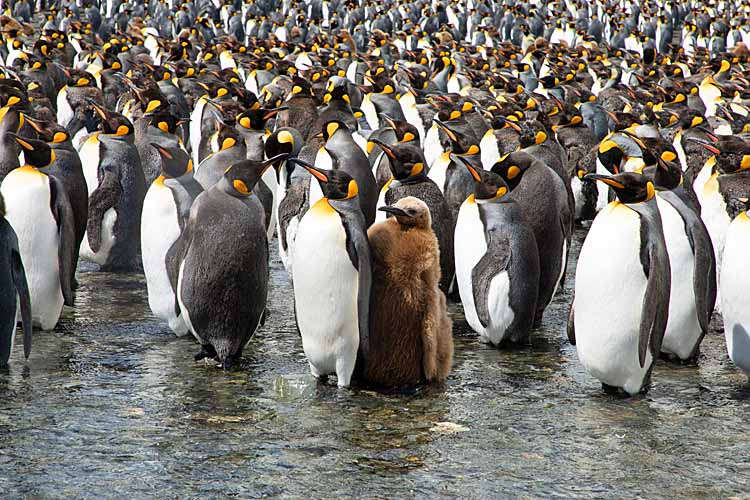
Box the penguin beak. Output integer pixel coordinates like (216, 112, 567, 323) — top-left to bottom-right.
(687, 136, 721, 155)
(368, 138, 396, 159)
(433, 118, 458, 142)
(262, 153, 290, 173)
(450, 153, 482, 182)
(584, 173, 625, 188)
(287, 157, 329, 182)
(86, 98, 109, 120)
(498, 116, 522, 132)
(263, 107, 288, 120)
(378, 205, 409, 217)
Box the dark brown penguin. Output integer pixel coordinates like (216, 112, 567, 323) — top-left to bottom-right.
(364, 197, 453, 388)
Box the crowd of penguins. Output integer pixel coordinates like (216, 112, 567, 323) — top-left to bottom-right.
(2, 0, 750, 396)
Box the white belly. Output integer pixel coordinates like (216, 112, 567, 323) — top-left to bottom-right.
(190, 97, 207, 165)
(141, 184, 187, 336)
(78, 133, 101, 195)
(309, 148, 331, 207)
(656, 196, 701, 359)
(56, 87, 74, 128)
(480, 130, 500, 170)
(720, 213, 750, 375)
(1, 170, 64, 331)
(574, 202, 652, 394)
(427, 151, 451, 193)
(424, 123, 442, 167)
(454, 199, 515, 343)
(261, 167, 278, 240)
(292, 201, 360, 378)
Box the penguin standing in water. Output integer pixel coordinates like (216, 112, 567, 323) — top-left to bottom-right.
(365, 197, 453, 387)
(371, 139, 455, 294)
(1, 135, 76, 331)
(142, 145, 202, 337)
(720, 203, 750, 376)
(454, 157, 540, 345)
(290, 158, 371, 388)
(79, 103, 147, 272)
(651, 154, 716, 361)
(0, 193, 32, 367)
(171, 156, 285, 368)
(570, 172, 671, 395)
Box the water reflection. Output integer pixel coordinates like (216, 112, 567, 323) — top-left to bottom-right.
(0, 228, 749, 498)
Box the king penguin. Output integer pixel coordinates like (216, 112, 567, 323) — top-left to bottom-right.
(720, 204, 750, 376)
(171, 156, 286, 368)
(1, 135, 76, 330)
(454, 156, 540, 346)
(0, 192, 32, 367)
(142, 144, 202, 337)
(365, 197, 453, 387)
(570, 172, 671, 395)
(290, 158, 371, 388)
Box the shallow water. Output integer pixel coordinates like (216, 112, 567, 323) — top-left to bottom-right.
(1, 227, 749, 500)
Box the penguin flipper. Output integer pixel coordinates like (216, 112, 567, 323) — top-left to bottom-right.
(631, 202, 671, 368)
(87, 167, 123, 254)
(341, 209, 372, 365)
(567, 300, 576, 345)
(7, 223, 31, 358)
(471, 229, 511, 329)
(49, 175, 76, 307)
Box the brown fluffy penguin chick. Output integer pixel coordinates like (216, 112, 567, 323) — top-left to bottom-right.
(364, 197, 453, 388)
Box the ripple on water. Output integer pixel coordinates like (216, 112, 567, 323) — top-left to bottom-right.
(0, 228, 749, 499)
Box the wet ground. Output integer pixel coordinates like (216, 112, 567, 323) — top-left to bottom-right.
(1, 227, 749, 499)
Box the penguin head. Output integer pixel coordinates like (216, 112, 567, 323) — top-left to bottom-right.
(222, 154, 289, 198)
(288, 157, 358, 201)
(23, 114, 70, 144)
(236, 107, 286, 132)
(433, 118, 479, 155)
(378, 196, 432, 229)
(211, 120, 242, 153)
(455, 154, 511, 202)
(692, 136, 750, 174)
(516, 120, 550, 148)
(265, 127, 304, 160)
(597, 137, 625, 174)
(654, 150, 683, 190)
(12, 134, 56, 169)
(490, 151, 537, 190)
(87, 100, 133, 136)
(382, 116, 419, 144)
(320, 120, 349, 141)
(66, 70, 96, 88)
(322, 77, 351, 104)
(584, 172, 655, 204)
(151, 143, 192, 179)
(288, 75, 314, 98)
(147, 112, 184, 135)
(371, 140, 427, 183)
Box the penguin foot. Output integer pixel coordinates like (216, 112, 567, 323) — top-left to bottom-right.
(601, 383, 620, 395)
(194, 344, 217, 362)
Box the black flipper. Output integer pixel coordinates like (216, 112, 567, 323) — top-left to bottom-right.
(630, 200, 671, 368)
(471, 227, 511, 328)
(8, 227, 31, 358)
(49, 175, 76, 307)
(567, 300, 576, 345)
(87, 165, 122, 253)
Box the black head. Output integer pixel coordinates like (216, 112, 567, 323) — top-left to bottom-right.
(372, 140, 427, 183)
(66, 70, 96, 88)
(236, 107, 286, 131)
(13, 134, 56, 168)
(151, 143, 192, 179)
(517, 120, 549, 148)
(490, 151, 537, 190)
(24, 115, 70, 144)
(585, 172, 655, 204)
(654, 150, 683, 190)
(147, 112, 184, 135)
(212, 121, 242, 152)
(383, 116, 420, 143)
(322, 78, 351, 105)
(455, 154, 510, 201)
(222, 154, 289, 198)
(597, 137, 625, 174)
(321, 120, 350, 141)
(288, 157, 358, 201)
(265, 127, 304, 159)
(433, 118, 477, 155)
(89, 101, 134, 136)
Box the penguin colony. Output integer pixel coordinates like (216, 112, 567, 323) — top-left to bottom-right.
(0, 0, 750, 396)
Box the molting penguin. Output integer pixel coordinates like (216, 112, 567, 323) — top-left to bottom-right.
(0, 192, 32, 367)
(454, 157, 540, 345)
(364, 197, 453, 388)
(142, 144, 202, 337)
(371, 139, 455, 294)
(290, 158, 371, 388)
(79, 103, 147, 272)
(1, 135, 76, 330)
(570, 172, 671, 395)
(172, 156, 285, 368)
